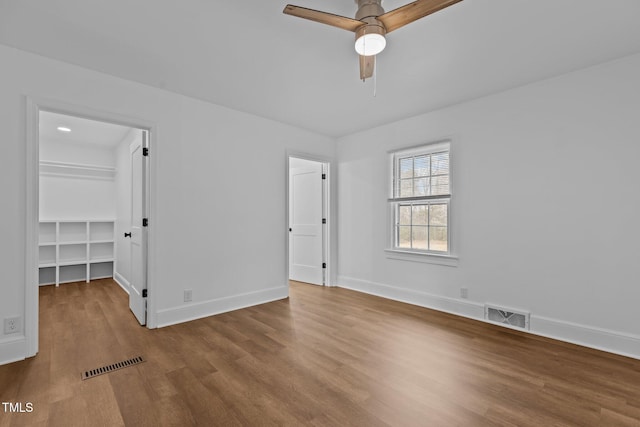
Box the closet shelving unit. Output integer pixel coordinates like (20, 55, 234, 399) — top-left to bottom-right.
(38, 220, 115, 286)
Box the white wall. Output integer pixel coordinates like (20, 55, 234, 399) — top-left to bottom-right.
(4, 40, 638, 365)
(39, 138, 117, 220)
(39, 176, 116, 220)
(0, 43, 336, 364)
(113, 129, 139, 292)
(337, 53, 640, 359)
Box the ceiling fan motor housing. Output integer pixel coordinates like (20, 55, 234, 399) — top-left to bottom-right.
(355, 0, 387, 52)
(355, 21, 386, 41)
(355, 0, 384, 20)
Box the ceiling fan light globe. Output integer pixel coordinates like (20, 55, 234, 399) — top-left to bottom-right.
(354, 33, 386, 56)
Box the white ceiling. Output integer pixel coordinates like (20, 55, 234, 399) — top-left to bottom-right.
(39, 111, 132, 148)
(3, 0, 640, 138)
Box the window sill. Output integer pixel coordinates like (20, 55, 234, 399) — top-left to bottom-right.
(384, 249, 459, 267)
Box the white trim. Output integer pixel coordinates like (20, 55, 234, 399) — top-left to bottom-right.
(0, 336, 27, 366)
(25, 97, 39, 358)
(384, 249, 459, 266)
(156, 286, 288, 328)
(144, 128, 158, 328)
(336, 275, 640, 360)
(40, 218, 116, 222)
(388, 140, 450, 156)
(530, 315, 640, 360)
(338, 275, 484, 319)
(114, 272, 130, 294)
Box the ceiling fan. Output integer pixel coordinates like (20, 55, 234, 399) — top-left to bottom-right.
(283, 0, 464, 81)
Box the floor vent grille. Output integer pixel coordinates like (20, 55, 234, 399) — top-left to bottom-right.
(485, 305, 530, 330)
(82, 355, 145, 380)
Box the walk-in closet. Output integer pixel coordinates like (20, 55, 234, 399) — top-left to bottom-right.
(38, 111, 141, 296)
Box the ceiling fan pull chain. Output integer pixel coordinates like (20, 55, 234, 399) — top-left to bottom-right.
(372, 55, 377, 97)
(363, 24, 366, 51)
(364, 27, 367, 84)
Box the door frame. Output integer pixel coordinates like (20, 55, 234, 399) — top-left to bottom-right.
(286, 152, 333, 287)
(25, 96, 157, 358)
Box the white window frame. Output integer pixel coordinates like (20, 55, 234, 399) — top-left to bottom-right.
(386, 141, 458, 266)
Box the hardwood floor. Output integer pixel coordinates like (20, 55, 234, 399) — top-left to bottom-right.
(1, 279, 639, 426)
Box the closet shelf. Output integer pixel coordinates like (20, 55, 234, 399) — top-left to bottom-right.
(58, 240, 88, 246)
(38, 220, 115, 286)
(89, 258, 114, 264)
(59, 259, 87, 267)
(40, 160, 116, 180)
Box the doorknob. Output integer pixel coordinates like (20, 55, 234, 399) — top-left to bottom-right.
(289, 228, 292, 232)
(124, 232, 132, 238)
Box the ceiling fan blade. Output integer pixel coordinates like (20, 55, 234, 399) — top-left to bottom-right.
(359, 55, 375, 81)
(283, 5, 364, 32)
(377, 0, 463, 33)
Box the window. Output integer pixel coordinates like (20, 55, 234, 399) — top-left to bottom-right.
(389, 141, 451, 255)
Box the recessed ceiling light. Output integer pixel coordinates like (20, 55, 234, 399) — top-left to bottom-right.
(57, 126, 71, 132)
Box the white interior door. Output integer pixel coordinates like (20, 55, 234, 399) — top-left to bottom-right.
(129, 132, 147, 325)
(289, 160, 324, 285)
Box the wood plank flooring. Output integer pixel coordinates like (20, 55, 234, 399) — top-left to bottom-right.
(1, 279, 640, 426)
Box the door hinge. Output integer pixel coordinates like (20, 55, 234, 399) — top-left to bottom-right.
(142, 289, 148, 298)
(322, 218, 326, 224)
(322, 263, 326, 269)
(143, 147, 149, 157)
(142, 218, 148, 227)
(321, 173, 326, 180)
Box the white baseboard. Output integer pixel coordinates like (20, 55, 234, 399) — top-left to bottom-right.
(156, 285, 289, 328)
(113, 272, 130, 294)
(338, 275, 485, 320)
(0, 336, 27, 366)
(530, 315, 640, 360)
(337, 275, 640, 360)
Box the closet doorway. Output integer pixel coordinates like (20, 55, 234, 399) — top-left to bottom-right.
(31, 109, 150, 341)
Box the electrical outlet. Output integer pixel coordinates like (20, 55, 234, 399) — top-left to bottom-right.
(184, 290, 192, 303)
(4, 317, 21, 334)
(460, 287, 468, 299)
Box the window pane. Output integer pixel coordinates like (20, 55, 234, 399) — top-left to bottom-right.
(392, 144, 451, 254)
(431, 175, 449, 195)
(398, 226, 411, 248)
(412, 205, 428, 225)
(429, 204, 448, 226)
(400, 157, 413, 179)
(431, 152, 449, 176)
(398, 205, 411, 225)
(414, 155, 429, 177)
(400, 179, 413, 197)
(413, 177, 429, 196)
(412, 226, 428, 249)
(429, 226, 448, 252)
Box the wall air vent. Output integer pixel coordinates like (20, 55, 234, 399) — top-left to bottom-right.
(484, 305, 530, 330)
